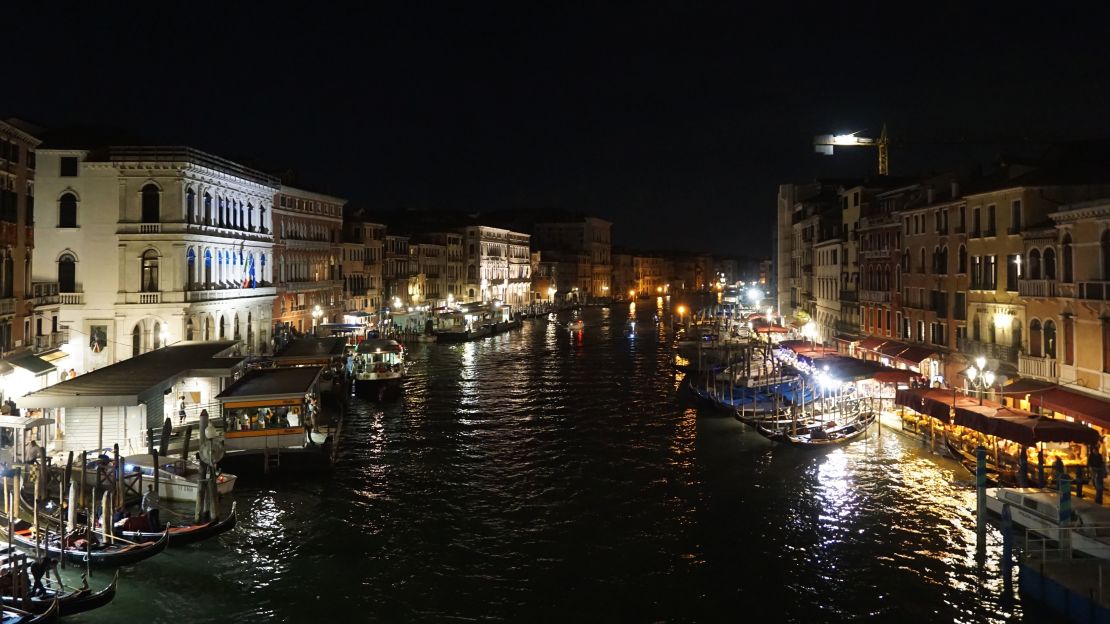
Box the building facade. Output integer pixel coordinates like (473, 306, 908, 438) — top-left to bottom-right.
(461, 226, 531, 307)
(0, 120, 40, 357)
(533, 217, 611, 298)
(272, 185, 345, 334)
(33, 146, 277, 373)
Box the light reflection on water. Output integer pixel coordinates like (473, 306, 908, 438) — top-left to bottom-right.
(67, 306, 1040, 623)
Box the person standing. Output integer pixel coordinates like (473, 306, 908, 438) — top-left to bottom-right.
(30, 557, 54, 597)
(178, 396, 187, 425)
(142, 484, 161, 531)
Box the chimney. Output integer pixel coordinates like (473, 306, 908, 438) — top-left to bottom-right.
(950, 181, 960, 198)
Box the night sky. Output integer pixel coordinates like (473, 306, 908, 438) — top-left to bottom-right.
(10, 4, 1110, 258)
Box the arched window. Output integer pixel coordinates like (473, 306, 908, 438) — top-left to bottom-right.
(1029, 249, 1042, 280)
(153, 322, 162, 349)
(219, 316, 226, 339)
(141, 184, 160, 223)
(1063, 234, 1074, 283)
(233, 313, 241, 340)
(204, 249, 212, 287)
(1044, 320, 1057, 358)
(1102, 230, 1110, 280)
(203, 193, 212, 224)
(186, 248, 196, 289)
(186, 188, 196, 224)
(185, 317, 194, 341)
(1044, 247, 1057, 280)
(141, 250, 159, 292)
(59, 193, 77, 228)
(239, 202, 245, 229)
(132, 324, 141, 357)
(58, 253, 76, 292)
(218, 196, 225, 226)
(247, 203, 254, 230)
(204, 316, 211, 341)
(1029, 319, 1042, 357)
(958, 245, 967, 274)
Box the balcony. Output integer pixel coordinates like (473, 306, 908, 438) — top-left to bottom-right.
(860, 249, 892, 260)
(33, 331, 66, 353)
(1078, 281, 1110, 301)
(958, 337, 1018, 364)
(31, 283, 58, 306)
(59, 292, 84, 305)
(0, 298, 14, 316)
(839, 290, 858, 302)
(859, 290, 890, 303)
(184, 286, 276, 302)
(1018, 279, 1057, 298)
(139, 223, 161, 234)
(279, 280, 344, 293)
(1019, 354, 1058, 380)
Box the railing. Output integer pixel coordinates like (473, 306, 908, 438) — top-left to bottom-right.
(280, 280, 343, 293)
(0, 298, 14, 316)
(958, 337, 1018, 364)
(860, 249, 892, 259)
(138, 223, 161, 234)
(1019, 279, 1057, 298)
(138, 292, 160, 304)
(860, 290, 890, 303)
(1019, 354, 1058, 380)
(1078, 281, 1110, 301)
(185, 286, 276, 302)
(33, 331, 66, 352)
(59, 292, 84, 305)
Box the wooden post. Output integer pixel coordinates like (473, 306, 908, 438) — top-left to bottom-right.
(85, 507, 91, 579)
(37, 444, 47, 503)
(181, 425, 193, 465)
(100, 490, 109, 544)
(193, 463, 206, 524)
(112, 444, 121, 506)
(79, 450, 87, 510)
(151, 449, 160, 506)
(32, 478, 39, 559)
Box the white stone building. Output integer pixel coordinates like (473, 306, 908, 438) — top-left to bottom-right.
(32, 146, 277, 374)
(461, 226, 531, 307)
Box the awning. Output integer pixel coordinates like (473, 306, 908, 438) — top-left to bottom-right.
(877, 341, 910, 358)
(873, 369, 918, 384)
(7, 353, 55, 377)
(953, 404, 1101, 446)
(858, 337, 886, 351)
(1038, 387, 1110, 430)
(754, 325, 789, 334)
(39, 350, 70, 364)
(895, 345, 937, 366)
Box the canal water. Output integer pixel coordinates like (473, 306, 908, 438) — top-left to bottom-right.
(70, 303, 1040, 622)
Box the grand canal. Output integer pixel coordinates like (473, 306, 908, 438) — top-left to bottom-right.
(71, 304, 1038, 622)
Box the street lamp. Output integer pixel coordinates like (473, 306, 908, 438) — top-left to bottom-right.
(159, 329, 170, 348)
(312, 305, 322, 335)
(802, 321, 817, 349)
(966, 355, 996, 405)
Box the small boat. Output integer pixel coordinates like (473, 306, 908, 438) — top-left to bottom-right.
(567, 319, 584, 330)
(773, 411, 877, 447)
(3, 520, 169, 568)
(986, 487, 1110, 560)
(0, 570, 116, 617)
(119, 502, 237, 547)
(116, 455, 237, 503)
(352, 339, 406, 401)
(944, 435, 1008, 487)
(3, 599, 58, 623)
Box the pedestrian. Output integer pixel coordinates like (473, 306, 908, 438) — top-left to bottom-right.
(142, 483, 161, 531)
(178, 396, 187, 425)
(29, 557, 54, 597)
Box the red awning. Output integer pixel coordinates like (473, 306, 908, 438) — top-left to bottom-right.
(896, 345, 937, 365)
(954, 404, 1101, 446)
(754, 325, 789, 334)
(1038, 387, 1110, 430)
(877, 340, 910, 358)
(858, 337, 886, 351)
(874, 369, 918, 384)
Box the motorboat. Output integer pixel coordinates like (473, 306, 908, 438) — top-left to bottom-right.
(352, 339, 406, 401)
(121, 455, 237, 503)
(986, 487, 1110, 560)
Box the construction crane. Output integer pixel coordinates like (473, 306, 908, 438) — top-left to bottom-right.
(814, 124, 890, 175)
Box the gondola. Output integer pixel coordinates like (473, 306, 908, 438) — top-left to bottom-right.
(3, 518, 169, 568)
(119, 502, 237, 547)
(0, 571, 116, 617)
(776, 411, 877, 448)
(3, 599, 58, 623)
(943, 435, 1009, 487)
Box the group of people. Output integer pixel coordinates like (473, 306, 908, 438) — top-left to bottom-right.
(233, 407, 293, 431)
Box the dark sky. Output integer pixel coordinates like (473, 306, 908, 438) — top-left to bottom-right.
(11, 4, 1110, 257)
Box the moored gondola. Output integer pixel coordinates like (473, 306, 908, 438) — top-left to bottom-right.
(0, 570, 116, 617)
(119, 502, 237, 547)
(777, 411, 877, 448)
(3, 519, 169, 568)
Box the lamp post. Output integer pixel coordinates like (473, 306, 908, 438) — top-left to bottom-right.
(802, 321, 817, 350)
(311, 305, 322, 336)
(966, 355, 996, 405)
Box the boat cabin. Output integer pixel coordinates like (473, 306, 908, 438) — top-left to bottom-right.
(353, 339, 405, 382)
(216, 367, 323, 452)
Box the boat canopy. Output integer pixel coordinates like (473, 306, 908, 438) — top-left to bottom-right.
(356, 339, 404, 354)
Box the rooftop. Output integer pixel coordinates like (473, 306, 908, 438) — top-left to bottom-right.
(217, 367, 322, 401)
(21, 341, 241, 408)
(272, 337, 347, 361)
